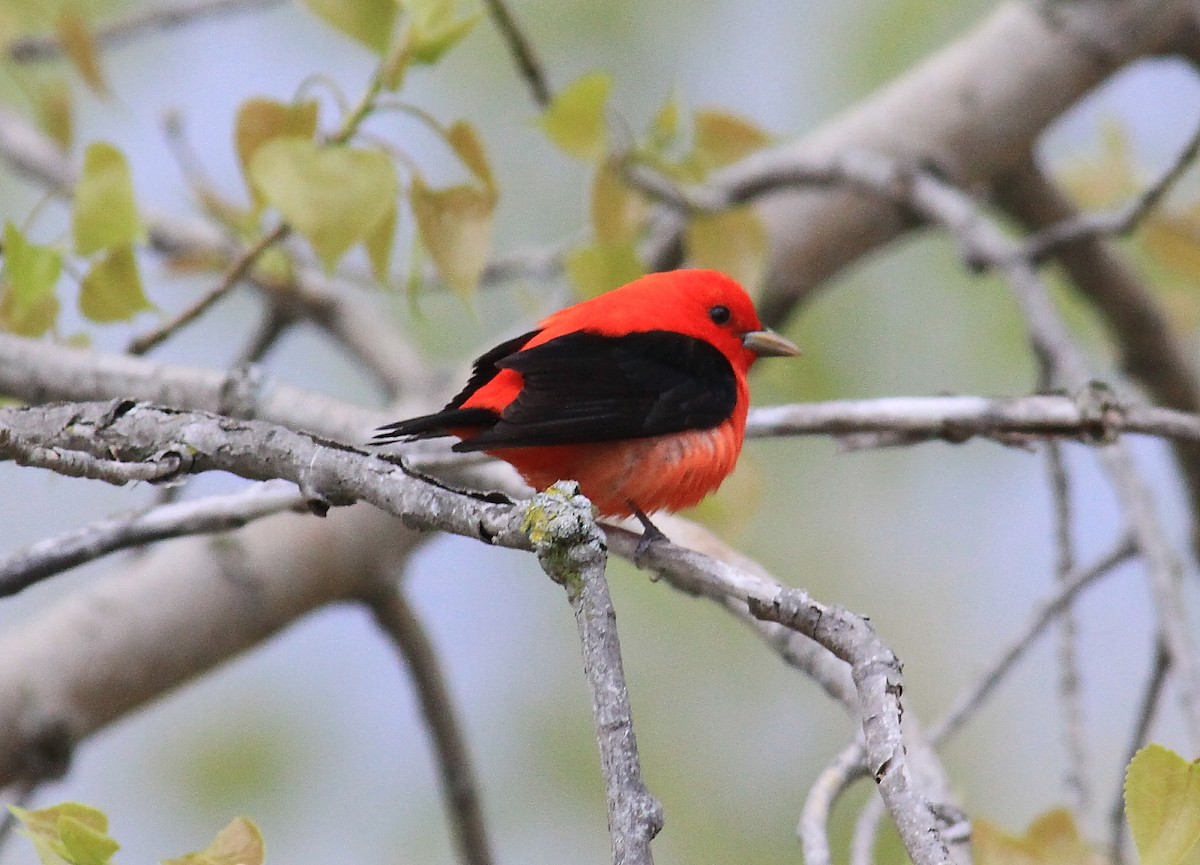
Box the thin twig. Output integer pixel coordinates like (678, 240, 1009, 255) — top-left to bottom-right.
(850, 794, 886, 865)
(526, 486, 663, 865)
(368, 585, 495, 865)
(127, 223, 290, 355)
(8, 0, 286, 63)
(798, 741, 867, 865)
(928, 537, 1136, 746)
(1109, 641, 1170, 865)
(1020, 116, 1200, 261)
(0, 481, 305, 597)
(1046, 441, 1090, 814)
(480, 0, 551, 108)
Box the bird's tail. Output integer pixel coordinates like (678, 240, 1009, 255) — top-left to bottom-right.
(370, 408, 498, 445)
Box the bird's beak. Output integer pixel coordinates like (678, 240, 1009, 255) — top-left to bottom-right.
(742, 329, 801, 357)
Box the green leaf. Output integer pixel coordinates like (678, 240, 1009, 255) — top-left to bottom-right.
(974, 809, 1099, 865)
(162, 817, 264, 865)
(365, 198, 397, 283)
(55, 10, 107, 97)
(33, 76, 73, 150)
(250, 139, 399, 271)
(691, 109, 771, 172)
(1126, 744, 1200, 865)
(73, 142, 141, 256)
(538, 71, 611, 162)
(446, 120, 494, 190)
(58, 816, 119, 865)
(406, 0, 481, 64)
(648, 88, 681, 150)
(410, 175, 495, 300)
(591, 162, 646, 244)
(300, 0, 397, 53)
(1, 222, 62, 337)
(10, 803, 116, 865)
(79, 245, 152, 323)
(234, 97, 320, 205)
(686, 206, 768, 289)
(564, 239, 643, 299)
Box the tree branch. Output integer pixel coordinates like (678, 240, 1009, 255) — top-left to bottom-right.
(8, 0, 287, 63)
(367, 585, 496, 865)
(527, 486, 663, 865)
(0, 480, 305, 597)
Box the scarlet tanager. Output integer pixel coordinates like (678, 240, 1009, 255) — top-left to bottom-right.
(373, 269, 799, 530)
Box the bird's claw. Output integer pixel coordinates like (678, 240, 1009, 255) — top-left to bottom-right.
(630, 504, 668, 567)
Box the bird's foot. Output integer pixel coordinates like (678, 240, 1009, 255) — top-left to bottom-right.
(630, 505, 668, 567)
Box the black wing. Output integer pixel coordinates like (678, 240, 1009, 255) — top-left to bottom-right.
(371, 330, 538, 444)
(452, 329, 737, 451)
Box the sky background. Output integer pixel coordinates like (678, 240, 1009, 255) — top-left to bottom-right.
(2, 1, 1200, 863)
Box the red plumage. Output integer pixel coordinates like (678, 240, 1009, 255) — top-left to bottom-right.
(374, 269, 798, 518)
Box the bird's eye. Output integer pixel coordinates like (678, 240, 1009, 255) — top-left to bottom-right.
(708, 305, 731, 325)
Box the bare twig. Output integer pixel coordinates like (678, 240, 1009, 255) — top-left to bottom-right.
(0, 480, 305, 597)
(368, 586, 495, 865)
(1020, 116, 1200, 261)
(995, 156, 1200, 558)
(0, 779, 38, 856)
(928, 537, 1136, 746)
(798, 740, 867, 865)
(1046, 441, 1090, 814)
(528, 486, 663, 865)
(128, 223, 291, 355)
(9, 0, 286, 63)
(480, 0, 551, 108)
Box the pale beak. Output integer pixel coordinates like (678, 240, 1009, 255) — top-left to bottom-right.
(742, 328, 801, 357)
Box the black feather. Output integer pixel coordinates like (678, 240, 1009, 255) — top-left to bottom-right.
(452, 329, 737, 450)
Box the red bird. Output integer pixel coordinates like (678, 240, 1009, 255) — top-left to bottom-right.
(373, 269, 798, 529)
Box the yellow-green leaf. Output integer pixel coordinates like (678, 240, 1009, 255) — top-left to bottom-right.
(648, 88, 681, 150)
(686, 206, 767, 289)
(1126, 744, 1200, 865)
(300, 0, 397, 53)
(691, 109, 771, 172)
(1144, 212, 1200, 281)
(235, 97, 320, 204)
(446, 120, 494, 191)
(162, 817, 264, 865)
(250, 139, 399, 271)
(57, 816, 119, 865)
(1, 222, 61, 337)
(73, 142, 141, 256)
(379, 23, 413, 90)
(79, 245, 152, 323)
(406, 0, 481, 64)
(538, 71, 611, 162)
(591, 161, 646, 244)
(33, 77, 73, 150)
(4, 222, 62, 307)
(974, 809, 1101, 865)
(365, 198, 397, 283)
(10, 803, 115, 865)
(55, 10, 107, 96)
(564, 239, 643, 299)
(410, 175, 495, 300)
(1060, 120, 1140, 210)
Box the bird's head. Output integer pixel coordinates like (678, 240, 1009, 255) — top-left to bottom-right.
(549, 269, 800, 373)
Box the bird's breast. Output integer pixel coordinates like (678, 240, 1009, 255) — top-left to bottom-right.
(489, 421, 745, 517)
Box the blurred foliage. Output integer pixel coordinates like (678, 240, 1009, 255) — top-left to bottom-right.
(10, 803, 263, 865)
(1124, 744, 1200, 865)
